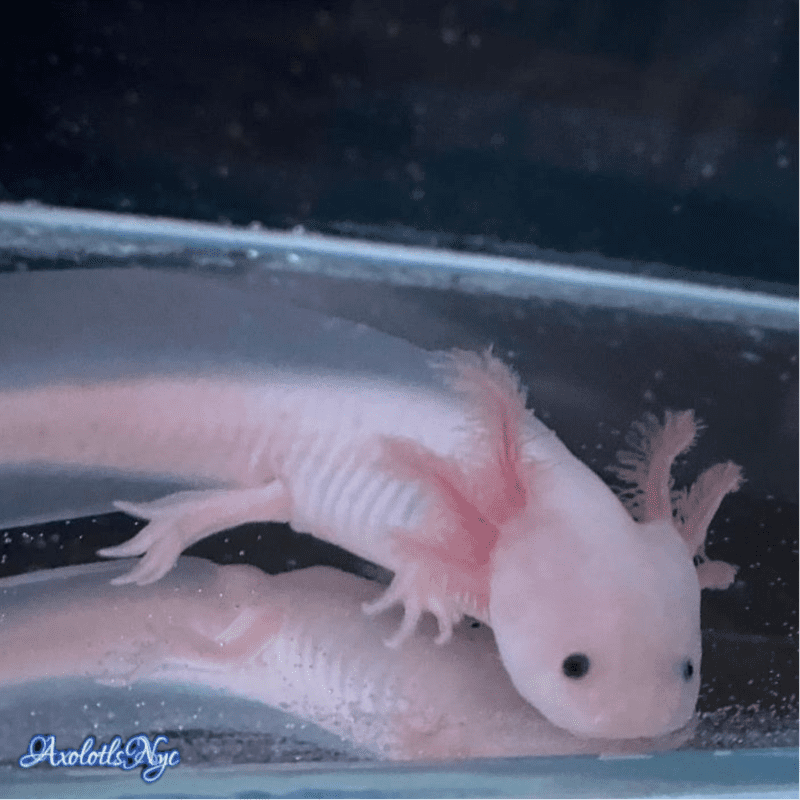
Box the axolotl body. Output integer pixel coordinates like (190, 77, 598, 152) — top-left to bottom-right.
(0, 268, 743, 740)
(0, 556, 694, 760)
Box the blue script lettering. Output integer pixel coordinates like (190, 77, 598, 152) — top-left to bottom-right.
(19, 733, 180, 783)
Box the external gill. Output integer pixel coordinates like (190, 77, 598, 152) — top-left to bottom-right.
(609, 410, 702, 523)
(364, 350, 529, 649)
(610, 410, 744, 591)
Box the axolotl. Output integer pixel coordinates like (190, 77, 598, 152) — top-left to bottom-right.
(0, 267, 743, 740)
(0, 556, 694, 760)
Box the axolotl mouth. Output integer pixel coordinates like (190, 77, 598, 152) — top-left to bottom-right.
(488, 551, 704, 740)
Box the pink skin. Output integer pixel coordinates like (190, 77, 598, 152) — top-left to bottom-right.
(0, 557, 695, 760)
(0, 345, 742, 740)
(357, 356, 743, 738)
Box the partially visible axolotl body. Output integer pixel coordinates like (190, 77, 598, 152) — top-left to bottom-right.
(0, 556, 696, 760)
(0, 268, 743, 741)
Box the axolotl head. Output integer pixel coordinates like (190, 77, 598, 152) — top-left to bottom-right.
(488, 473, 702, 740)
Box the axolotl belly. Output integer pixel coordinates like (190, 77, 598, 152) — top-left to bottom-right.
(0, 268, 743, 740)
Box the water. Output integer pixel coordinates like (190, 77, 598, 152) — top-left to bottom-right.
(0, 204, 795, 797)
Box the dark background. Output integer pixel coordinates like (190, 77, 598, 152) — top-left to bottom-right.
(0, 0, 796, 285)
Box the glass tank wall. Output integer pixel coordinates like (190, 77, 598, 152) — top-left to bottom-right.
(0, 204, 795, 798)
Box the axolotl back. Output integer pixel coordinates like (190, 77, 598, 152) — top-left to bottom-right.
(0, 269, 743, 741)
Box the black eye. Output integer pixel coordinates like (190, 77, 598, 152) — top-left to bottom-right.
(682, 659, 694, 681)
(562, 653, 591, 679)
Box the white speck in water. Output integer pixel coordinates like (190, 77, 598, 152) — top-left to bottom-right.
(406, 161, 425, 182)
(441, 27, 459, 45)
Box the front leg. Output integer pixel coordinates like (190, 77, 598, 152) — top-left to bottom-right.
(362, 537, 490, 648)
(97, 482, 291, 585)
(362, 564, 461, 648)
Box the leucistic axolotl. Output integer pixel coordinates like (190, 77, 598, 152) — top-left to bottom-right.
(0, 267, 743, 740)
(0, 556, 694, 760)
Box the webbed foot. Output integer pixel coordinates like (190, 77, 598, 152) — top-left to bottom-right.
(362, 566, 463, 648)
(97, 483, 291, 586)
(97, 498, 200, 585)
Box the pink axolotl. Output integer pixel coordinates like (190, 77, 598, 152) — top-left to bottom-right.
(0, 268, 743, 740)
(0, 556, 693, 760)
